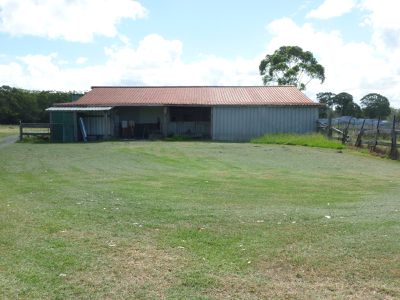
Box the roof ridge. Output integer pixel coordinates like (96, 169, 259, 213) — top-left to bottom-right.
(91, 85, 297, 89)
(65, 85, 317, 107)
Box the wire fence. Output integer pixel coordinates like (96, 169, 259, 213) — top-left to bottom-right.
(317, 116, 399, 160)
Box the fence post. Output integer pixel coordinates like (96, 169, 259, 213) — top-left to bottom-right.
(19, 120, 23, 141)
(327, 110, 333, 139)
(371, 117, 381, 152)
(390, 115, 398, 160)
(342, 117, 352, 144)
(355, 119, 366, 147)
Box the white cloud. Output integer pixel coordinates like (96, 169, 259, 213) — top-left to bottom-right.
(265, 17, 400, 107)
(2, 6, 400, 109)
(360, 0, 400, 29)
(76, 57, 88, 65)
(105, 34, 183, 68)
(0, 0, 147, 42)
(357, 0, 400, 106)
(0, 34, 260, 92)
(1, 26, 400, 108)
(0, 62, 24, 85)
(360, 0, 400, 51)
(307, 0, 357, 19)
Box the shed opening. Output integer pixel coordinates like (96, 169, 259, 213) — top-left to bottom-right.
(168, 106, 211, 138)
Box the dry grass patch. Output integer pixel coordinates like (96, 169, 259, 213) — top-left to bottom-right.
(65, 244, 184, 299)
(211, 263, 400, 300)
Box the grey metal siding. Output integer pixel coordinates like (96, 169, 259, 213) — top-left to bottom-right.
(81, 112, 113, 138)
(212, 106, 319, 141)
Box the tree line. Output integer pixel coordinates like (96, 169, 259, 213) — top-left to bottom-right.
(317, 92, 397, 120)
(0, 85, 81, 124)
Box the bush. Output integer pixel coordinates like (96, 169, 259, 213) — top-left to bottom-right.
(251, 133, 345, 149)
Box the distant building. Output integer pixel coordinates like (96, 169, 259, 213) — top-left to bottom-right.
(46, 86, 320, 142)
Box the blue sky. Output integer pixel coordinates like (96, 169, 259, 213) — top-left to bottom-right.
(0, 0, 399, 107)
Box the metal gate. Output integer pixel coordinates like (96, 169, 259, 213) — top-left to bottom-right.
(50, 112, 75, 142)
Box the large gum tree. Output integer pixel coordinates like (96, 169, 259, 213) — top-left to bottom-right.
(259, 46, 325, 91)
(360, 93, 391, 119)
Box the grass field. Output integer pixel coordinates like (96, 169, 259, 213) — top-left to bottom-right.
(0, 141, 399, 299)
(0, 125, 18, 140)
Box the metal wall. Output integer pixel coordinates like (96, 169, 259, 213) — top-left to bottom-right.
(212, 106, 319, 141)
(81, 112, 113, 138)
(78, 112, 114, 140)
(50, 111, 76, 142)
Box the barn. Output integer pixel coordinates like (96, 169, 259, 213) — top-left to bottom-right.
(46, 86, 320, 142)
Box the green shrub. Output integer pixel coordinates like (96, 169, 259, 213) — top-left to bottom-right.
(251, 133, 345, 149)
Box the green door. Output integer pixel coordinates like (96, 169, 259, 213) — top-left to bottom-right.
(51, 112, 75, 142)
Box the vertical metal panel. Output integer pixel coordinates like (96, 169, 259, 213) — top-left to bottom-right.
(212, 106, 319, 141)
(82, 112, 113, 138)
(50, 111, 75, 142)
(73, 112, 78, 141)
(112, 110, 120, 137)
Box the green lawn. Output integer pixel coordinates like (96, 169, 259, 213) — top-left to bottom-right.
(0, 141, 399, 299)
(0, 125, 18, 140)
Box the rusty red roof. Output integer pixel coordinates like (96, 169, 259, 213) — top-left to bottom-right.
(57, 86, 319, 107)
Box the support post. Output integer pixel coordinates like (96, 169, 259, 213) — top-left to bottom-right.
(104, 112, 108, 140)
(390, 115, 398, 160)
(342, 117, 352, 144)
(327, 110, 333, 139)
(73, 112, 78, 141)
(19, 120, 23, 141)
(371, 117, 381, 152)
(355, 119, 366, 148)
(162, 106, 168, 138)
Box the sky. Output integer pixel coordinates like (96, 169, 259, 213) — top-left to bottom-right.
(0, 0, 400, 107)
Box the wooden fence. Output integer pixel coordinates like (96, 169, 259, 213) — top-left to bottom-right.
(317, 116, 399, 160)
(19, 122, 51, 141)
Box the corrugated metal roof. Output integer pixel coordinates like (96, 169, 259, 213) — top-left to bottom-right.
(56, 86, 319, 107)
(46, 106, 113, 111)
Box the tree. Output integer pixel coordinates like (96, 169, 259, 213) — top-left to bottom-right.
(316, 91, 362, 118)
(0, 85, 82, 124)
(259, 46, 325, 91)
(388, 107, 400, 122)
(360, 93, 391, 119)
(317, 92, 336, 118)
(334, 92, 362, 117)
(36, 91, 81, 123)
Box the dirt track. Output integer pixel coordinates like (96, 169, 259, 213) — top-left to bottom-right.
(0, 135, 18, 149)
